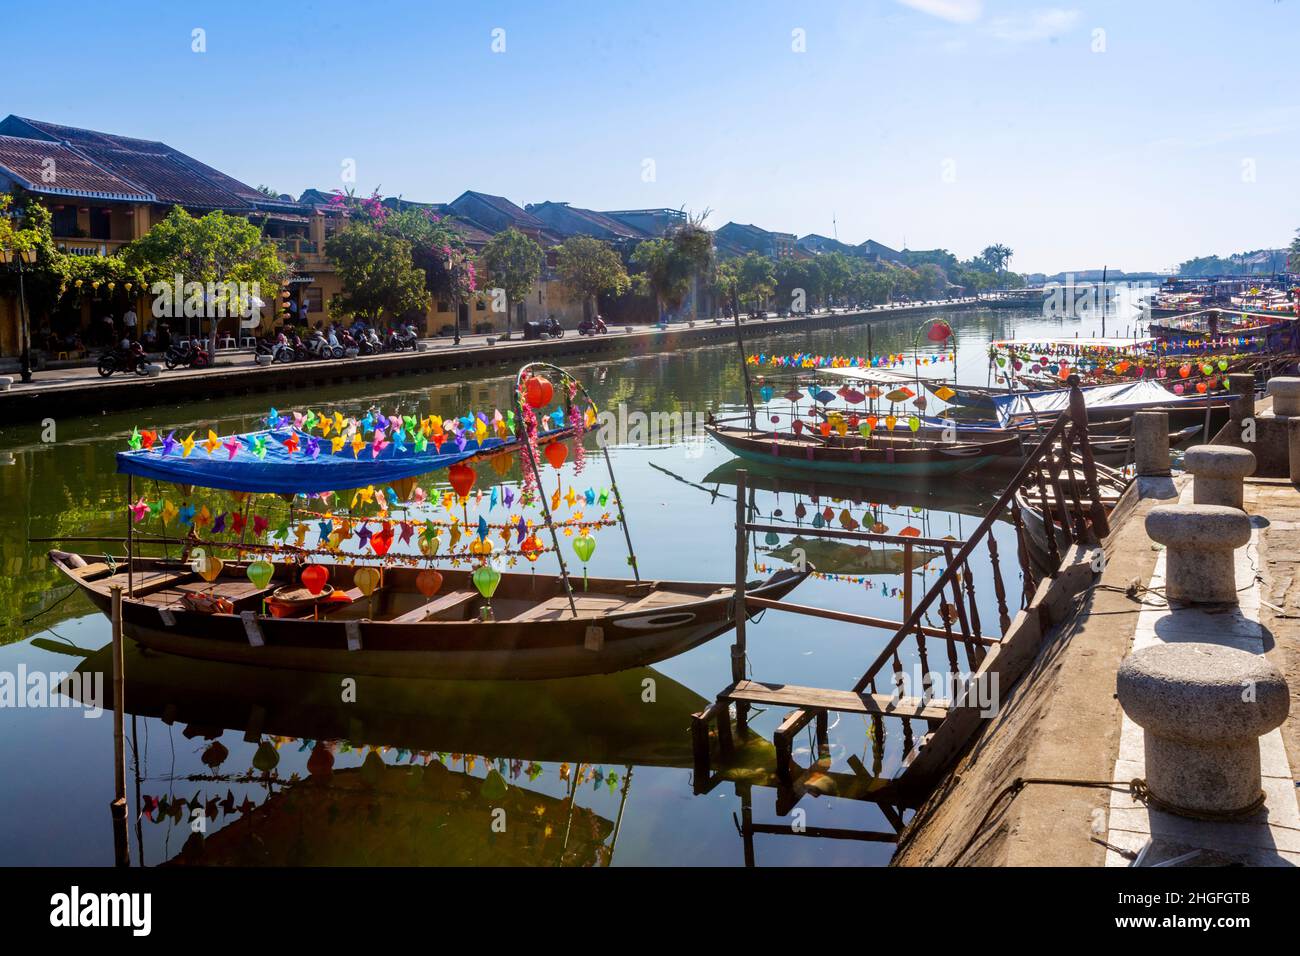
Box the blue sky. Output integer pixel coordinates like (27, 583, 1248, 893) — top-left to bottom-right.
(6, 1, 1298, 273)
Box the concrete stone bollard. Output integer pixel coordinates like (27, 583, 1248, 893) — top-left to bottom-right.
(1266, 377, 1300, 417)
(1227, 373, 1255, 423)
(1289, 419, 1300, 490)
(1145, 504, 1251, 604)
(1117, 642, 1288, 817)
(1133, 411, 1171, 477)
(1183, 444, 1255, 509)
(0, 376, 12, 391)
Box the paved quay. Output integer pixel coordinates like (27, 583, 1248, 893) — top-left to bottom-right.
(0, 298, 998, 424)
(894, 395, 1300, 867)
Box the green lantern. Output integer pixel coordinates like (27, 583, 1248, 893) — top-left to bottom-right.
(472, 562, 501, 599)
(908, 415, 921, 433)
(246, 559, 274, 590)
(573, 534, 596, 590)
(481, 768, 509, 800)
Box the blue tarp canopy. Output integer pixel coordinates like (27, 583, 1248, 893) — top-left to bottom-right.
(991, 380, 1220, 427)
(116, 427, 546, 495)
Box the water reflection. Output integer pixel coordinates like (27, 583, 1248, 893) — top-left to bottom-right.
(2, 305, 1066, 866)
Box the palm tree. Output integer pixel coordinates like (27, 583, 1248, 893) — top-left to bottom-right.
(981, 244, 1014, 280)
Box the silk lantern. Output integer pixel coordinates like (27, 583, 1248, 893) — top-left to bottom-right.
(416, 569, 444, 597)
(301, 564, 329, 595)
(246, 559, 274, 590)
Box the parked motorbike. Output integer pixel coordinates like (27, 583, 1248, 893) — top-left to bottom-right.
(287, 332, 310, 362)
(385, 324, 419, 352)
(254, 333, 296, 364)
(163, 338, 212, 370)
(97, 343, 149, 378)
(577, 315, 607, 336)
(305, 329, 344, 360)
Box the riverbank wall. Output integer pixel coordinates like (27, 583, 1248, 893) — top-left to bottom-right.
(0, 299, 1014, 424)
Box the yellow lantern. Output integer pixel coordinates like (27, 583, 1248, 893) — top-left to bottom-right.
(353, 566, 381, 596)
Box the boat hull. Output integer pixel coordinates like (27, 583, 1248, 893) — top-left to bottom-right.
(706, 424, 1016, 477)
(50, 552, 808, 681)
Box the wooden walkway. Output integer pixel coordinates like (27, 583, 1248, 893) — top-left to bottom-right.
(693, 380, 1112, 819)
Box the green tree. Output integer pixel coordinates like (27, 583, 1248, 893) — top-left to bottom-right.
(630, 213, 714, 321)
(478, 228, 544, 335)
(736, 252, 776, 316)
(123, 207, 288, 347)
(816, 251, 852, 308)
(981, 244, 1014, 276)
(383, 207, 478, 330)
(773, 258, 823, 314)
(711, 257, 743, 320)
(324, 221, 428, 325)
(555, 236, 630, 321)
(1289, 230, 1300, 273)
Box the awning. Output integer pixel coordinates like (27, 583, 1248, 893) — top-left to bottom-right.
(991, 380, 1217, 427)
(116, 427, 558, 495)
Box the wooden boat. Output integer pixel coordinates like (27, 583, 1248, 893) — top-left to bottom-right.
(1014, 461, 1129, 572)
(50, 550, 808, 681)
(50, 554, 806, 681)
(704, 422, 1019, 477)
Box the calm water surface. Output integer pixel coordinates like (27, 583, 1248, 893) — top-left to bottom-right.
(0, 304, 1124, 866)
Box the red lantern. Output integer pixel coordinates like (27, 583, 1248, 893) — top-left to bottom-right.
(544, 441, 568, 470)
(301, 564, 329, 595)
(926, 321, 953, 343)
(371, 523, 394, 556)
(525, 375, 554, 409)
(448, 462, 476, 499)
(416, 569, 443, 597)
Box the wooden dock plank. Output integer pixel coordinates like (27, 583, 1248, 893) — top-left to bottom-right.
(724, 679, 948, 722)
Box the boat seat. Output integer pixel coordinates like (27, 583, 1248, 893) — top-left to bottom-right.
(620, 588, 699, 614)
(509, 593, 630, 622)
(387, 590, 478, 624)
(103, 569, 198, 597)
(68, 562, 113, 581)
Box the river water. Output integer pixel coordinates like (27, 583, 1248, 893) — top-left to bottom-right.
(0, 299, 1142, 866)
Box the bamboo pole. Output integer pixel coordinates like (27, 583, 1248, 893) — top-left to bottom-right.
(732, 469, 748, 684)
(601, 445, 639, 582)
(125, 474, 134, 598)
(109, 586, 129, 867)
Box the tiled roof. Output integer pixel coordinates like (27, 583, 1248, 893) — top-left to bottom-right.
(526, 201, 650, 240)
(85, 147, 251, 209)
(0, 115, 264, 210)
(0, 134, 152, 201)
(452, 190, 546, 229)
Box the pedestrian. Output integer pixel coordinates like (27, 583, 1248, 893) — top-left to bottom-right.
(123, 305, 137, 341)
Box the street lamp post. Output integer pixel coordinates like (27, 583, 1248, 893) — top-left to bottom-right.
(0, 247, 36, 383)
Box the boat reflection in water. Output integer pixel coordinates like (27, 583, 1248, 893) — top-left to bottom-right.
(58, 640, 708, 866)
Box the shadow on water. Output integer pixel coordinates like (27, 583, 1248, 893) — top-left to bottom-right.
(2, 306, 1078, 865)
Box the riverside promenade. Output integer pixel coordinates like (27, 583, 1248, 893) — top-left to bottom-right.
(893, 389, 1300, 867)
(0, 297, 999, 424)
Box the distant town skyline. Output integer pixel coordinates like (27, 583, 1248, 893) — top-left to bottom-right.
(4, 0, 1298, 274)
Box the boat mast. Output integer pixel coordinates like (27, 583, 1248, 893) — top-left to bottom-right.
(733, 313, 757, 432)
(513, 374, 579, 618)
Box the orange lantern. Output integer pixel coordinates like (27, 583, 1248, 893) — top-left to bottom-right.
(525, 375, 554, 409)
(544, 441, 568, 470)
(416, 569, 444, 597)
(448, 462, 476, 499)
